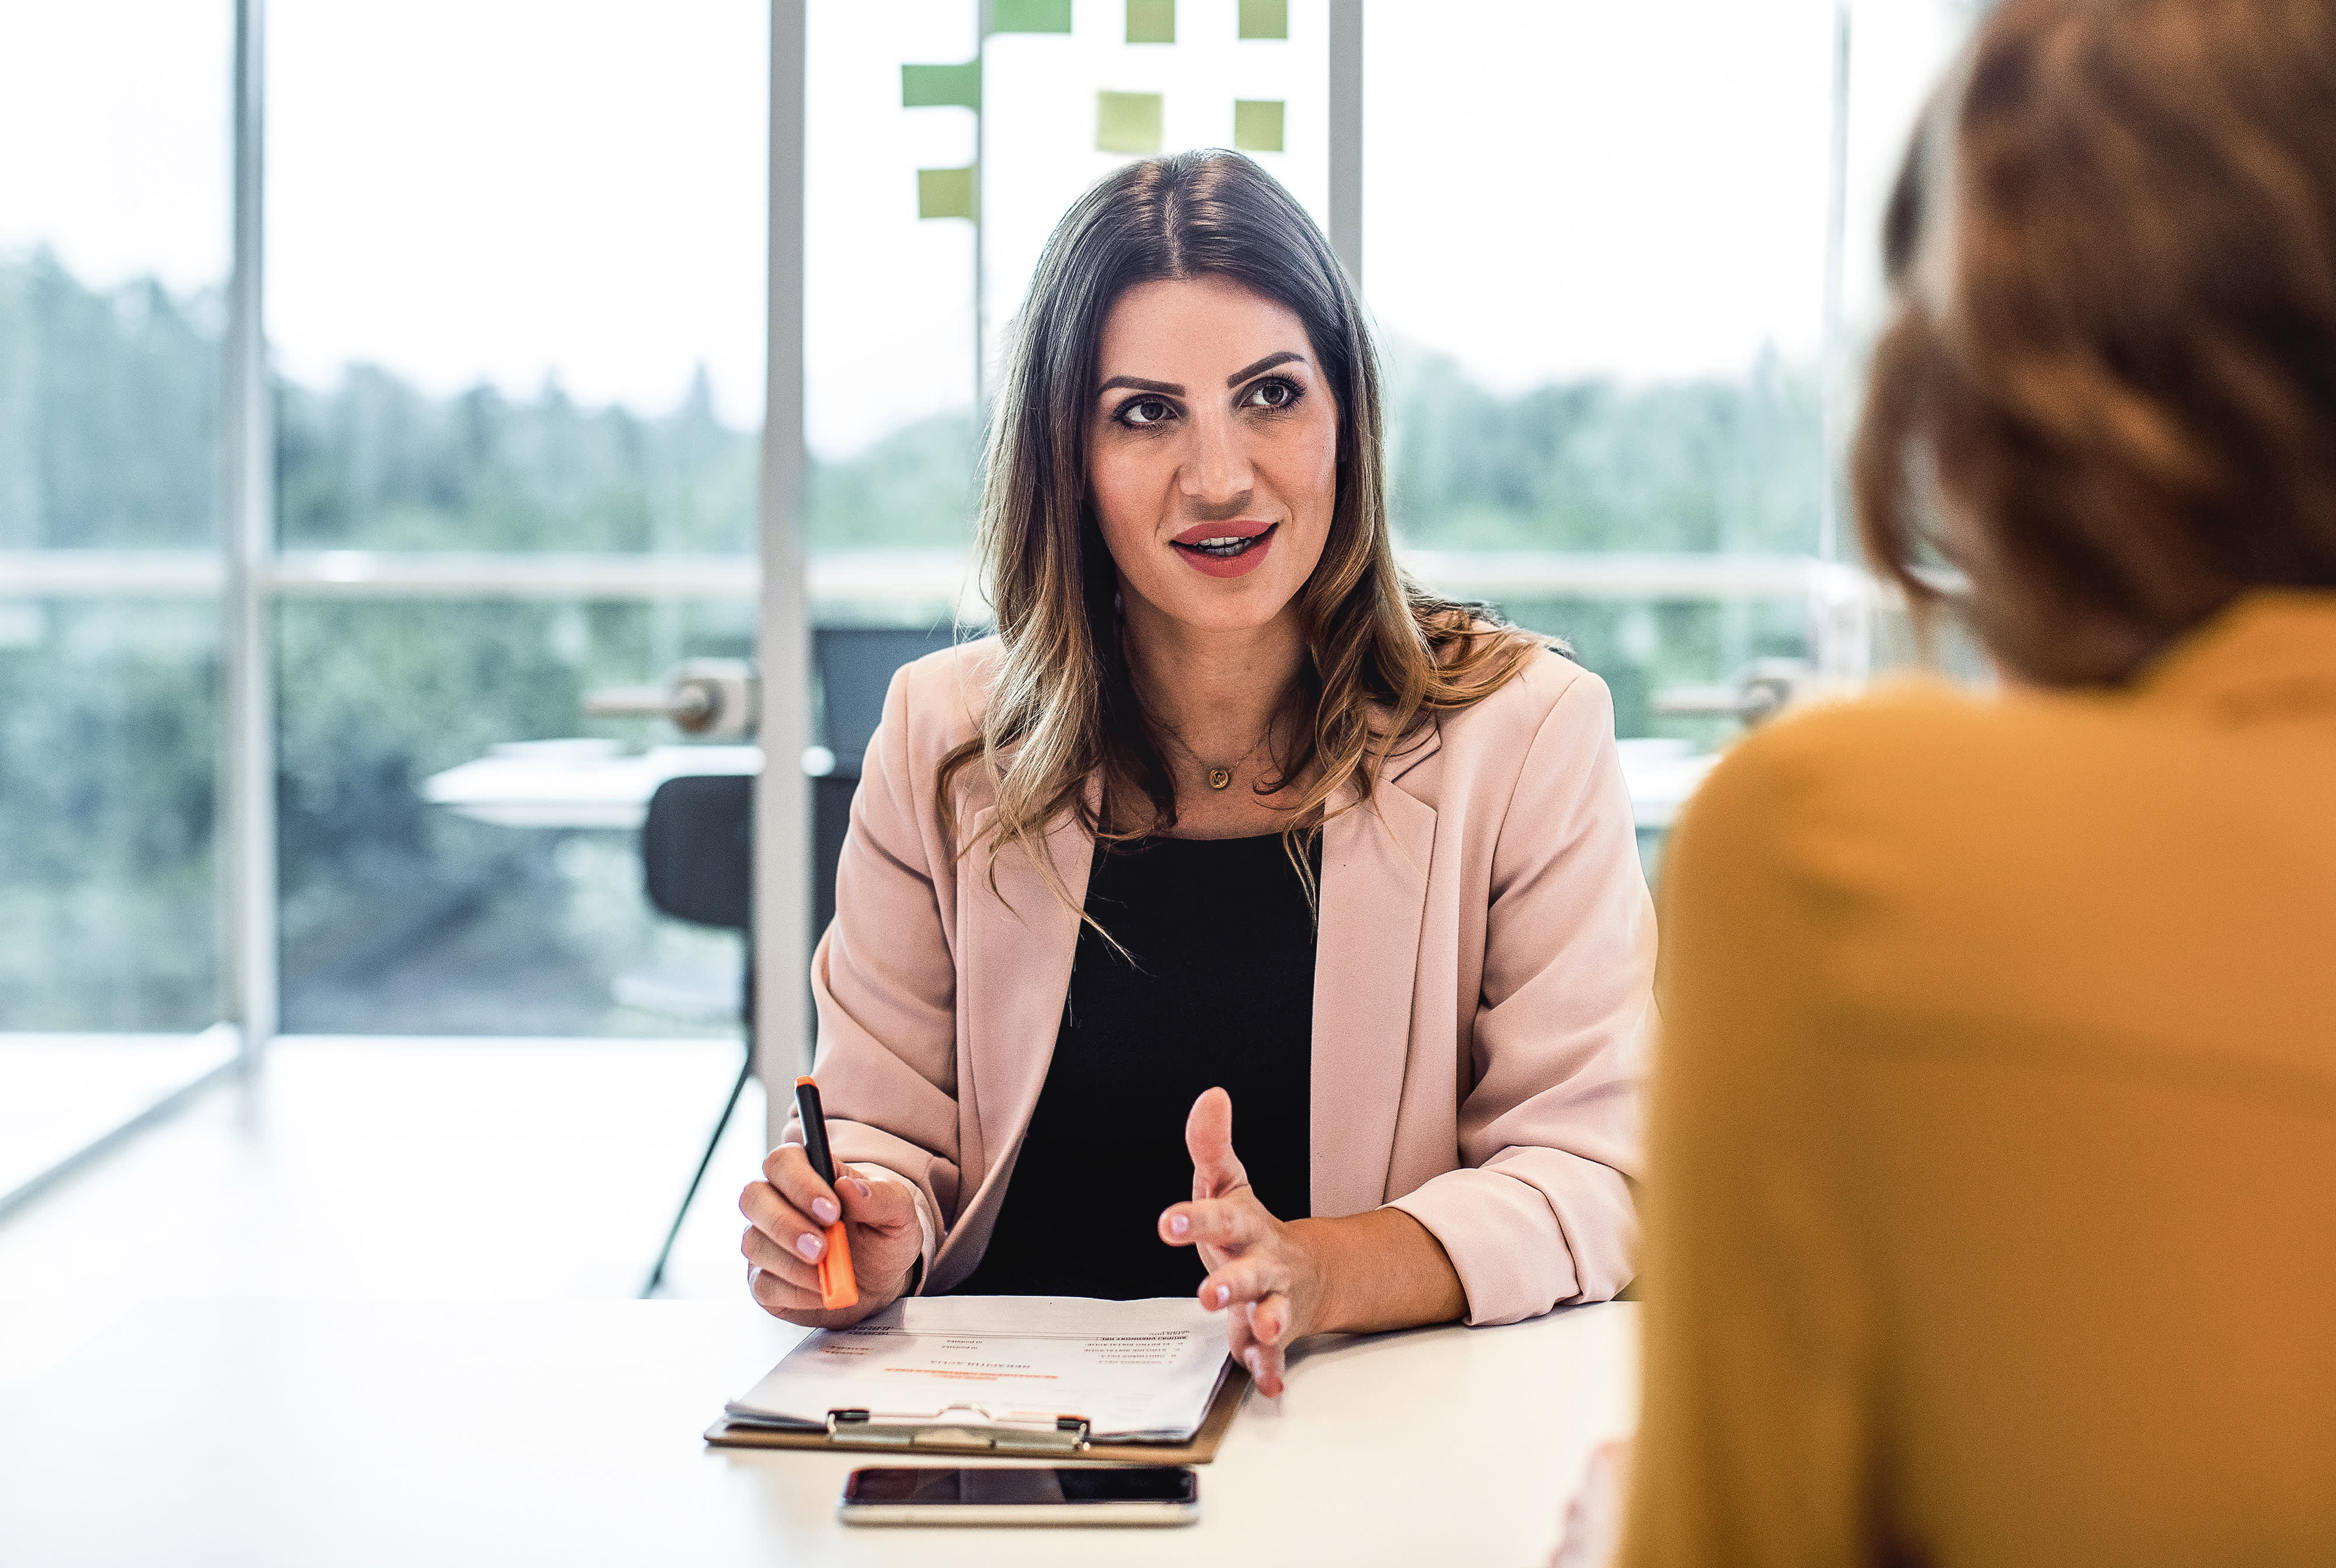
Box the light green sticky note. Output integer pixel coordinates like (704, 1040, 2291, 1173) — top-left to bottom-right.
(1096, 91, 1164, 154)
(1126, 0, 1174, 43)
(901, 61, 981, 111)
(1232, 99, 1285, 152)
(988, 0, 1073, 33)
(1237, 0, 1288, 40)
(917, 165, 978, 220)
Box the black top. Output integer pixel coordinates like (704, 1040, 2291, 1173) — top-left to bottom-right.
(953, 832, 1318, 1299)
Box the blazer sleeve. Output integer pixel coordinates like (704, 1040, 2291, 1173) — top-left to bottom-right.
(801, 662, 967, 1280)
(1387, 670, 1656, 1323)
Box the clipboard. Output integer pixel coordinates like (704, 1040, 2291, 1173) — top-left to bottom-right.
(703, 1361, 1250, 1465)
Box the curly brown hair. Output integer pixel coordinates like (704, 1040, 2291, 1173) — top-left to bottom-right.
(1854, 0, 2336, 686)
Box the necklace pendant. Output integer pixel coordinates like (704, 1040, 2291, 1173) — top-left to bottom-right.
(1207, 767, 1233, 791)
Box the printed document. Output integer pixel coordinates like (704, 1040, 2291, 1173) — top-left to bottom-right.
(724, 1295, 1231, 1442)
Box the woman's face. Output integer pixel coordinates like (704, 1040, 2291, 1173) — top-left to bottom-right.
(1087, 276, 1340, 638)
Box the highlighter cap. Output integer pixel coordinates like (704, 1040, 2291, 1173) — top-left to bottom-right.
(793, 1076, 836, 1184)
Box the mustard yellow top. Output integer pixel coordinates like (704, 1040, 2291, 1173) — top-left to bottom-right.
(1623, 592, 2336, 1567)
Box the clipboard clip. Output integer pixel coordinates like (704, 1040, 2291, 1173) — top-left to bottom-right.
(827, 1405, 1091, 1454)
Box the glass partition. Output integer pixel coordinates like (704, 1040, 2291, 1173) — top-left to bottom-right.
(1838, 0, 1984, 679)
(808, 0, 1331, 555)
(267, 0, 769, 552)
(805, 1, 981, 552)
(0, 597, 220, 1029)
(276, 596, 752, 1035)
(265, 0, 768, 1035)
(0, 0, 236, 1200)
(1365, 0, 1975, 875)
(0, 0, 1989, 1092)
(1367, 0, 1837, 748)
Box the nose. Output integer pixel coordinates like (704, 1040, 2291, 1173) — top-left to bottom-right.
(1180, 404, 1254, 516)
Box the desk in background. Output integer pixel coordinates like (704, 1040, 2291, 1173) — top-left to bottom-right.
(422, 733, 1719, 937)
(0, 1298, 1637, 1567)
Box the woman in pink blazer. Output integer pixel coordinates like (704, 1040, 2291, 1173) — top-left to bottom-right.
(741, 151, 1654, 1393)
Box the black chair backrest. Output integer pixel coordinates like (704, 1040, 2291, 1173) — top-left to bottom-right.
(636, 629, 961, 946)
(814, 625, 961, 770)
(809, 626, 960, 940)
(642, 773, 753, 933)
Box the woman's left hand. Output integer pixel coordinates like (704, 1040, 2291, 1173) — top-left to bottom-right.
(1157, 1086, 1324, 1397)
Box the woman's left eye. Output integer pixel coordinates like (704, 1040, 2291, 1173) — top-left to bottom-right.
(1242, 378, 1299, 411)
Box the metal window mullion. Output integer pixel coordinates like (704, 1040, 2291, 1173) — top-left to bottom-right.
(758, 0, 812, 1146)
(1813, 0, 1870, 683)
(1327, 0, 1364, 287)
(219, 0, 277, 1062)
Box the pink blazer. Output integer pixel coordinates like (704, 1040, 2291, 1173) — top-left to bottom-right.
(808, 638, 1656, 1325)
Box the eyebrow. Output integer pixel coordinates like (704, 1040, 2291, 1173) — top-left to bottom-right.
(1097, 374, 1183, 396)
(1226, 351, 1305, 387)
(1094, 351, 1309, 400)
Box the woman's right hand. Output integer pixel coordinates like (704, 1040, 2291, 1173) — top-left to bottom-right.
(739, 1144, 923, 1327)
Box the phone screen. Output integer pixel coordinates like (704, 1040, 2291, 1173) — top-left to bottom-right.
(842, 1466, 1197, 1506)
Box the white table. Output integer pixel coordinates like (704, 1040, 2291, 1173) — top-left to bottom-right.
(0, 1298, 1636, 1567)
(1612, 738, 1722, 832)
(420, 740, 764, 830)
(422, 736, 1717, 835)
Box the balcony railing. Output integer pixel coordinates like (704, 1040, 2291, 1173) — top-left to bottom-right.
(1, 547, 1847, 621)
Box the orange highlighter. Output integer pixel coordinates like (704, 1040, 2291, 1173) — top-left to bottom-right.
(793, 1076, 859, 1310)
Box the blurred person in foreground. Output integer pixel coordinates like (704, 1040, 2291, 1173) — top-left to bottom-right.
(1566, 0, 2336, 1561)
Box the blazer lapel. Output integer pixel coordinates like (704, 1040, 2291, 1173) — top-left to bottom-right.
(1311, 762, 1438, 1216)
(944, 802, 1091, 1251)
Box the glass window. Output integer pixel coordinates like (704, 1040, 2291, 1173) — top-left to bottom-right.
(0, 0, 231, 1028)
(0, 0, 235, 1197)
(1841, 0, 1976, 353)
(0, 598, 219, 1029)
(276, 597, 752, 1035)
(267, 0, 769, 551)
(265, 0, 767, 1035)
(1837, 0, 1986, 680)
(1368, 0, 1838, 749)
(807, 0, 1332, 552)
(1367, 1, 1976, 878)
(807, 1, 981, 551)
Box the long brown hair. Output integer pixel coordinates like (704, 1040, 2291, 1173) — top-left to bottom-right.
(1855, 0, 2336, 686)
(940, 151, 1545, 899)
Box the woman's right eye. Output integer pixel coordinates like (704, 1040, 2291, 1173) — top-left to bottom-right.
(1118, 397, 1175, 427)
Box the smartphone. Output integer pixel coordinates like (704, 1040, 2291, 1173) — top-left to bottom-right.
(837, 1465, 1200, 1527)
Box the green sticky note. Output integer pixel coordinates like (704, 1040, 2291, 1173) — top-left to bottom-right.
(1126, 0, 1174, 43)
(901, 61, 980, 111)
(1096, 91, 1164, 154)
(917, 165, 978, 220)
(1232, 99, 1284, 152)
(988, 0, 1073, 33)
(1237, 0, 1288, 39)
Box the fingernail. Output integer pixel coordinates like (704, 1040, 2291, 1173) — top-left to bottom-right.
(849, 1179, 871, 1199)
(1215, 1284, 1230, 1308)
(1169, 1214, 1190, 1237)
(811, 1197, 839, 1225)
(795, 1232, 823, 1260)
(1245, 1348, 1263, 1377)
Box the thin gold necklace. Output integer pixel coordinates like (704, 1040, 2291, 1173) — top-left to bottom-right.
(1162, 719, 1275, 791)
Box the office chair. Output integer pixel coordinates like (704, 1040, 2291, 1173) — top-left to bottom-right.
(638, 771, 754, 1298)
(633, 627, 957, 1297)
(808, 627, 960, 934)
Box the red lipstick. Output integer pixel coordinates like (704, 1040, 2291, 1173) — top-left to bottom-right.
(1170, 520, 1278, 579)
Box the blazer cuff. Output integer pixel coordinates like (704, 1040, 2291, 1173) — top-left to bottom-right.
(1387, 1161, 1621, 1326)
(847, 1162, 938, 1292)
